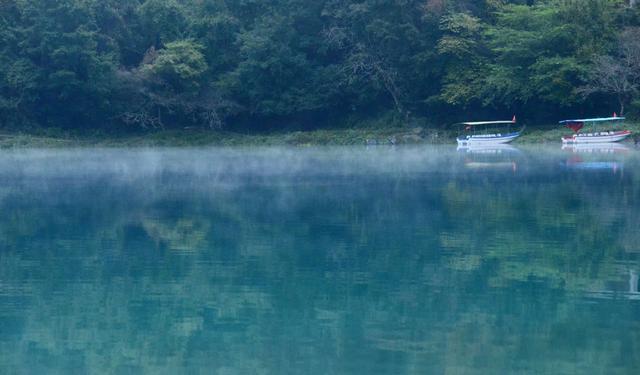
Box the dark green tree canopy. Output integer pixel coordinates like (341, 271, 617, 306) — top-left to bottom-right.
(0, 0, 639, 129)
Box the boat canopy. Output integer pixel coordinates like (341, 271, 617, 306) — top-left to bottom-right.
(456, 120, 516, 126)
(559, 117, 625, 124)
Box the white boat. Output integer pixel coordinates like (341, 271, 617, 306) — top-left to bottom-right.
(455, 119, 522, 146)
(559, 116, 631, 144)
(562, 130, 631, 144)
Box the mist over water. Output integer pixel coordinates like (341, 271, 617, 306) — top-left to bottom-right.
(0, 146, 639, 374)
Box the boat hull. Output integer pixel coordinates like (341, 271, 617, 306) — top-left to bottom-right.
(562, 130, 631, 144)
(457, 132, 521, 146)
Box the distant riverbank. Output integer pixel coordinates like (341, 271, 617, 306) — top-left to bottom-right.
(0, 123, 638, 148)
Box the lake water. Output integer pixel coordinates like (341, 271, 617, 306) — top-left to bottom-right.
(0, 145, 639, 374)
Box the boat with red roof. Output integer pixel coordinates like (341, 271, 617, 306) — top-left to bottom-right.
(560, 115, 631, 144)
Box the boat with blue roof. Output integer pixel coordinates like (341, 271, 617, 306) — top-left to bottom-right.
(455, 117, 522, 146)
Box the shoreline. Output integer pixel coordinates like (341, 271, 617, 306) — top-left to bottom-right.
(0, 123, 638, 148)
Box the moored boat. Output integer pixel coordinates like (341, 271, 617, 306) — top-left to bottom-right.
(455, 117, 522, 146)
(559, 116, 631, 144)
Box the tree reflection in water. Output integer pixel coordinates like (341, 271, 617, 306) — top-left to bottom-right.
(0, 147, 638, 374)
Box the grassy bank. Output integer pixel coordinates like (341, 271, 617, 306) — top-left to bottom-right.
(0, 126, 444, 148)
(0, 122, 638, 148)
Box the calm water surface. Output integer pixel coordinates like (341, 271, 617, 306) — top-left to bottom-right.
(0, 145, 639, 374)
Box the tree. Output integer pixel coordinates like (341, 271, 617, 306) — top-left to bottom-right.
(580, 28, 640, 115)
(437, 12, 486, 107)
(0, 3, 37, 126)
(119, 39, 236, 128)
(438, 0, 622, 119)
(322, 0, 441, 119)
(137, 0, 186, 46)
(3, 0, 119, 127)
(219, 0, 344, 122)
(324, 25, 405, 115)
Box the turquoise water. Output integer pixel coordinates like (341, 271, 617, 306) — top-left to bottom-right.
(0, 146, 639, 374)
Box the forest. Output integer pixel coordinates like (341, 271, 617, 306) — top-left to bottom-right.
(1, 0, 640, 132)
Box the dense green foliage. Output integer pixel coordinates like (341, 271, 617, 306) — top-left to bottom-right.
(1, 0, 639, 130)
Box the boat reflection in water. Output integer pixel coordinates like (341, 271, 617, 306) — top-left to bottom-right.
(562, 142, 630, 154)
(561, 143, 629, 173)
(457, 144, 520, 172)
(586, 268, 640, 301)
